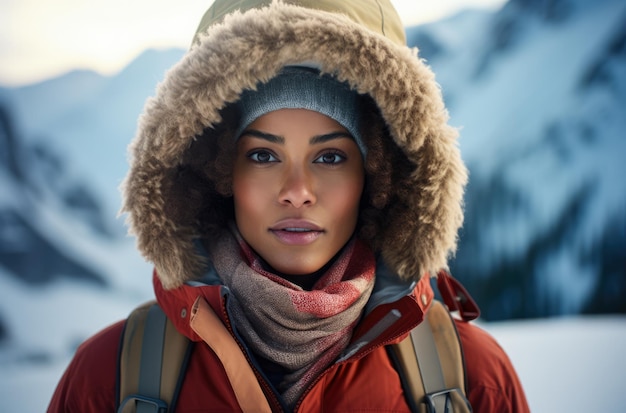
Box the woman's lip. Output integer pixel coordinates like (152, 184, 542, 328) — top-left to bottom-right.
(269, 219, 324, 245)
(270, 228, 323, 245)
(270, 219, 323, 232)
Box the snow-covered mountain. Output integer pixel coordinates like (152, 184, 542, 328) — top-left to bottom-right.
(4, 48, 185, 216)
(0, 50, 184, 362)
(408, 0, 626, 320)
(0, 92, 154, 361)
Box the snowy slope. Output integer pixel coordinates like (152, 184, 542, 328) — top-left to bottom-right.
(410, 0, 626, 319)
(0, 92, 153, 361)
(0, 47, 182, 363)
(3, 48, 185, 216)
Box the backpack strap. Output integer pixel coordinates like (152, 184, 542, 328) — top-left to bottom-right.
(189, 296, 272, 413)
(116, 301, 193, 413)
(390, 300, 472, 413)
(116, 298, 271, 413)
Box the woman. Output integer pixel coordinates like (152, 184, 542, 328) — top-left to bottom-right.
(48, 1, 530, 412)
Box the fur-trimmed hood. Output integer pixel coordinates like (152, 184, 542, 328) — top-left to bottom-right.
(120, 0, 467, 289)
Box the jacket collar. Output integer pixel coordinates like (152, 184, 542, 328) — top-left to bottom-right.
(340, 270, 433, 361)
(153, 262, 433, 358)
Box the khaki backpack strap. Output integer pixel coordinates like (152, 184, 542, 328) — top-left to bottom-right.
(391, 300, 472, 413)
(190, 296, 272, 413)
(117, 301, 191, 413)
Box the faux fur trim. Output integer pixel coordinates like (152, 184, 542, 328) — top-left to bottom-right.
(120, 1, 467, 289)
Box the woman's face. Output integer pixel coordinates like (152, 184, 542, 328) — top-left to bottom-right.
(233, 108, 364, 276)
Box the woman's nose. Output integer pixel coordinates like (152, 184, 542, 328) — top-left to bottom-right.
(278, 166, 316, 208)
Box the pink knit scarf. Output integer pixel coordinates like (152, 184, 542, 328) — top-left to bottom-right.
(209, 229, 376, 407)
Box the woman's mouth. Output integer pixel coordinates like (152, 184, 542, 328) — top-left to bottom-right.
(270, 228, 323, 245)
(270, 221, 324, 245)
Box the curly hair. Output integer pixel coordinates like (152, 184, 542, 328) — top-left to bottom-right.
(164, 96, 417, 254)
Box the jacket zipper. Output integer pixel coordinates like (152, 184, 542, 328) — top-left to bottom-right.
(293, 309, 419, 412)
(219, 297, 288, 412)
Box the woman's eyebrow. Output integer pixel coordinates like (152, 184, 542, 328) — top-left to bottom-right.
(240, 129, 284, 143)
(310, 132, 354, 145)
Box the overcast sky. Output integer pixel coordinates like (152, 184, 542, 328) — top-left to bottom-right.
(0, 0, 506, 86)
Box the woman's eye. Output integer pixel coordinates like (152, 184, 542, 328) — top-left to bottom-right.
(248, 150, 277, 163)
(314, 152, 345, 164)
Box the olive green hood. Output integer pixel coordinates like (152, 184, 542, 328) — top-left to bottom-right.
(121, 0, 467, 289)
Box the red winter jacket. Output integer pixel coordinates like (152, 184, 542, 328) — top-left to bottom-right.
(48, 272, 529, 412)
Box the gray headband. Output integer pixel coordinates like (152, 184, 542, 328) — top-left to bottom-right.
(235, 67, 367, 157)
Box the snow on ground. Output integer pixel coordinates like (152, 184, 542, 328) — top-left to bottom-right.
(481, 316, 626, 412)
